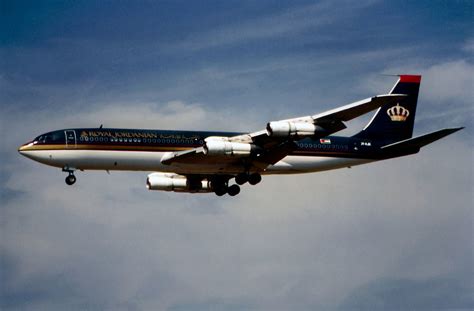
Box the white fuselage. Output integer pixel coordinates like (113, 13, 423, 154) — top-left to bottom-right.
(19, 149, 373, 175)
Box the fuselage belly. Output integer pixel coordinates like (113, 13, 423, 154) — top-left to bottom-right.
(20, 149, 370, 175)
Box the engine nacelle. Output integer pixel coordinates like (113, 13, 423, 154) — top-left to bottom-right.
(203, 140, 255, 156)
(266, 121, 323, 137)
(146, 173, 212, 193)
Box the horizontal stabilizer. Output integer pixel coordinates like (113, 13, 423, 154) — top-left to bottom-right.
(381, 127, 464, 152)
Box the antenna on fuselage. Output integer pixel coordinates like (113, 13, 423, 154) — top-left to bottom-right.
(99, 124, 103, 129)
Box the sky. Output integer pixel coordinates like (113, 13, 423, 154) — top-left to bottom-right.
(1, 1, 473, 310)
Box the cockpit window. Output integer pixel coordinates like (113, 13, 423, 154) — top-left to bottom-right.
(49, 131, 64, 143)
(35, 131, 65, 144)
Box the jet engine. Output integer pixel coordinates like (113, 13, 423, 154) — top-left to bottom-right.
(266, 121, 324, 137)
(146, 172, 212, 193)
(203, 140, 256, 156)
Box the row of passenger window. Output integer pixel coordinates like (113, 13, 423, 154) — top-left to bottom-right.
(79, 136, 203, 145)
(298, 143, 349, 151)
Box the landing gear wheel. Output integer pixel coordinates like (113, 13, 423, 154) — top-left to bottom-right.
(235, 173, 248, 185)
(65, 174, 76, 185)
(227, 184, 240, 196)
(215, 187, 227, 196)
(212, 178, 229, 196)
(248, 173, 262, 185)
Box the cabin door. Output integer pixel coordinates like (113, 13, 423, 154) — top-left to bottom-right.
(65, 130, 76, 148)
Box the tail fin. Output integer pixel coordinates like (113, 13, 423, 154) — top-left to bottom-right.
(353, 75, 421, 143)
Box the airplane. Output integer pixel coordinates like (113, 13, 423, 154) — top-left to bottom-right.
(18, 75, 462, 196)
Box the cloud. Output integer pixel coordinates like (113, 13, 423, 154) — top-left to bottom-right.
(462, 38, 474, 53)
(167, 0, 378, 52)
(2, 45, 472, 311)
(419, 60, 474, 104)
(340, 277, 473, 310)
(2, 102, 472, 310)
(1, 2, 473, 310)
(361, 60, 474, 105)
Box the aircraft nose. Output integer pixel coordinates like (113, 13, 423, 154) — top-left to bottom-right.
(18, 141, 50, 163)
(18, 142, 33, 156)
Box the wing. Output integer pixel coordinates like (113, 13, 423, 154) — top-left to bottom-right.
(161, 94, 406, 170)
(246, 94, 406, 148)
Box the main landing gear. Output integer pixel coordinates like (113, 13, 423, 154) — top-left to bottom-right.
(213, 182, 240, 197)
(212, 173, 262, 196)
(211, 176, 241, 197)
(227, 184, 241, 196)
(235, 173, 262, 185)
(63, 167, 76, 186)
(215, 184, 240, 196)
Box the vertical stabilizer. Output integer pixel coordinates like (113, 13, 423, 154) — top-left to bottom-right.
(353, 75, 421, 143)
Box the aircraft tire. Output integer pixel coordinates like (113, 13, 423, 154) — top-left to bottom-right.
(248, 173, 262, 185)
(215, 189, 226, 196)
(235, 173, 248, 185)
(214, 186, 227, 196)
(65, 175, 76, 185)
(227, 184, 240, 196)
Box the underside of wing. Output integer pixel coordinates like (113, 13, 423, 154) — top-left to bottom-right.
(160, 142, 296, 173)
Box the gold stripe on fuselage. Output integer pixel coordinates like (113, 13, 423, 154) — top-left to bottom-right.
(19, 144, 192, 152)
(19, 144, 354, 157)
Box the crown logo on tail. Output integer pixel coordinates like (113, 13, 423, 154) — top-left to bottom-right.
(387, 103, 409, 122)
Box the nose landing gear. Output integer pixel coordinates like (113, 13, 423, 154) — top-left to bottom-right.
(65, 174, 76, 185)
(63, 167, 76, 185)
